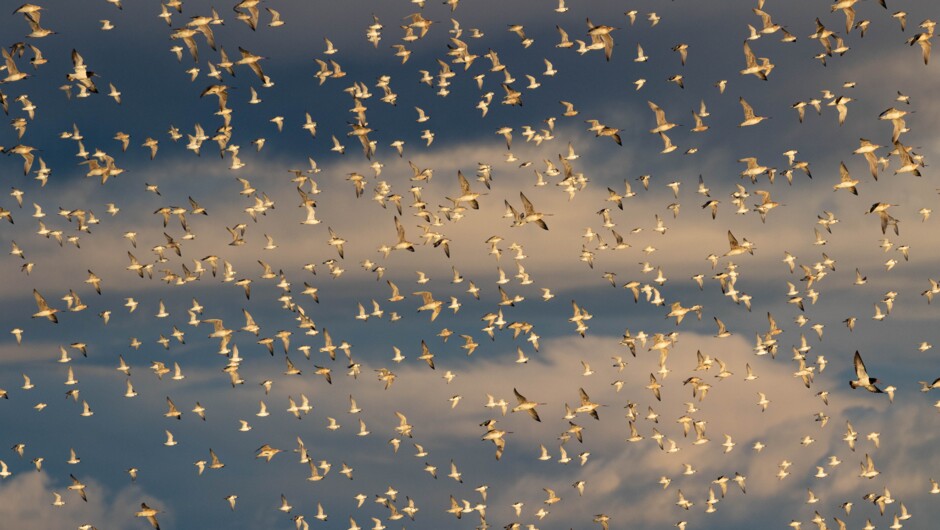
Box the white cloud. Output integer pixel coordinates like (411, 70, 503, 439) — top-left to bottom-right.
(0, 471, 169, 530)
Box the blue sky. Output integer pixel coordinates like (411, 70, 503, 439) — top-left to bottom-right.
(1, 1, 939, 529)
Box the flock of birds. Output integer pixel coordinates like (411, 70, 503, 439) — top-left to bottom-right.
(0, 0, 938, 529)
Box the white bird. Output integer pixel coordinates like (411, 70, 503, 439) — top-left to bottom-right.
(850, 351, 884, 393)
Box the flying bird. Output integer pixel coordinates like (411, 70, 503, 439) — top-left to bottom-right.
(512, 388, 542, 421)
(850, 351, 884, 393)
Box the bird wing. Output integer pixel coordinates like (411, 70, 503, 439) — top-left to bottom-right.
(839, 162, 852, 182)
(648, 101, 666, 125)
(457, 170, 471, 193)
(742, 41, 758, 66)
(33, 289, 49, 310)
(739, 97, 755, 120)
(71, 49, 85, 70)
(853, 351, 869, 382)
(394, 216, 406, 241)
(2, 49, 16, 73)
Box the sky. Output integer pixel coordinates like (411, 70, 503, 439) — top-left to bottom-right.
(0, 0, 939, 529)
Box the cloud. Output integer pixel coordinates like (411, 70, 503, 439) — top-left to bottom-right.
(94, 328, 933, 528)
(2, 0, 940, 529)
(0, 471, 169, 530)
